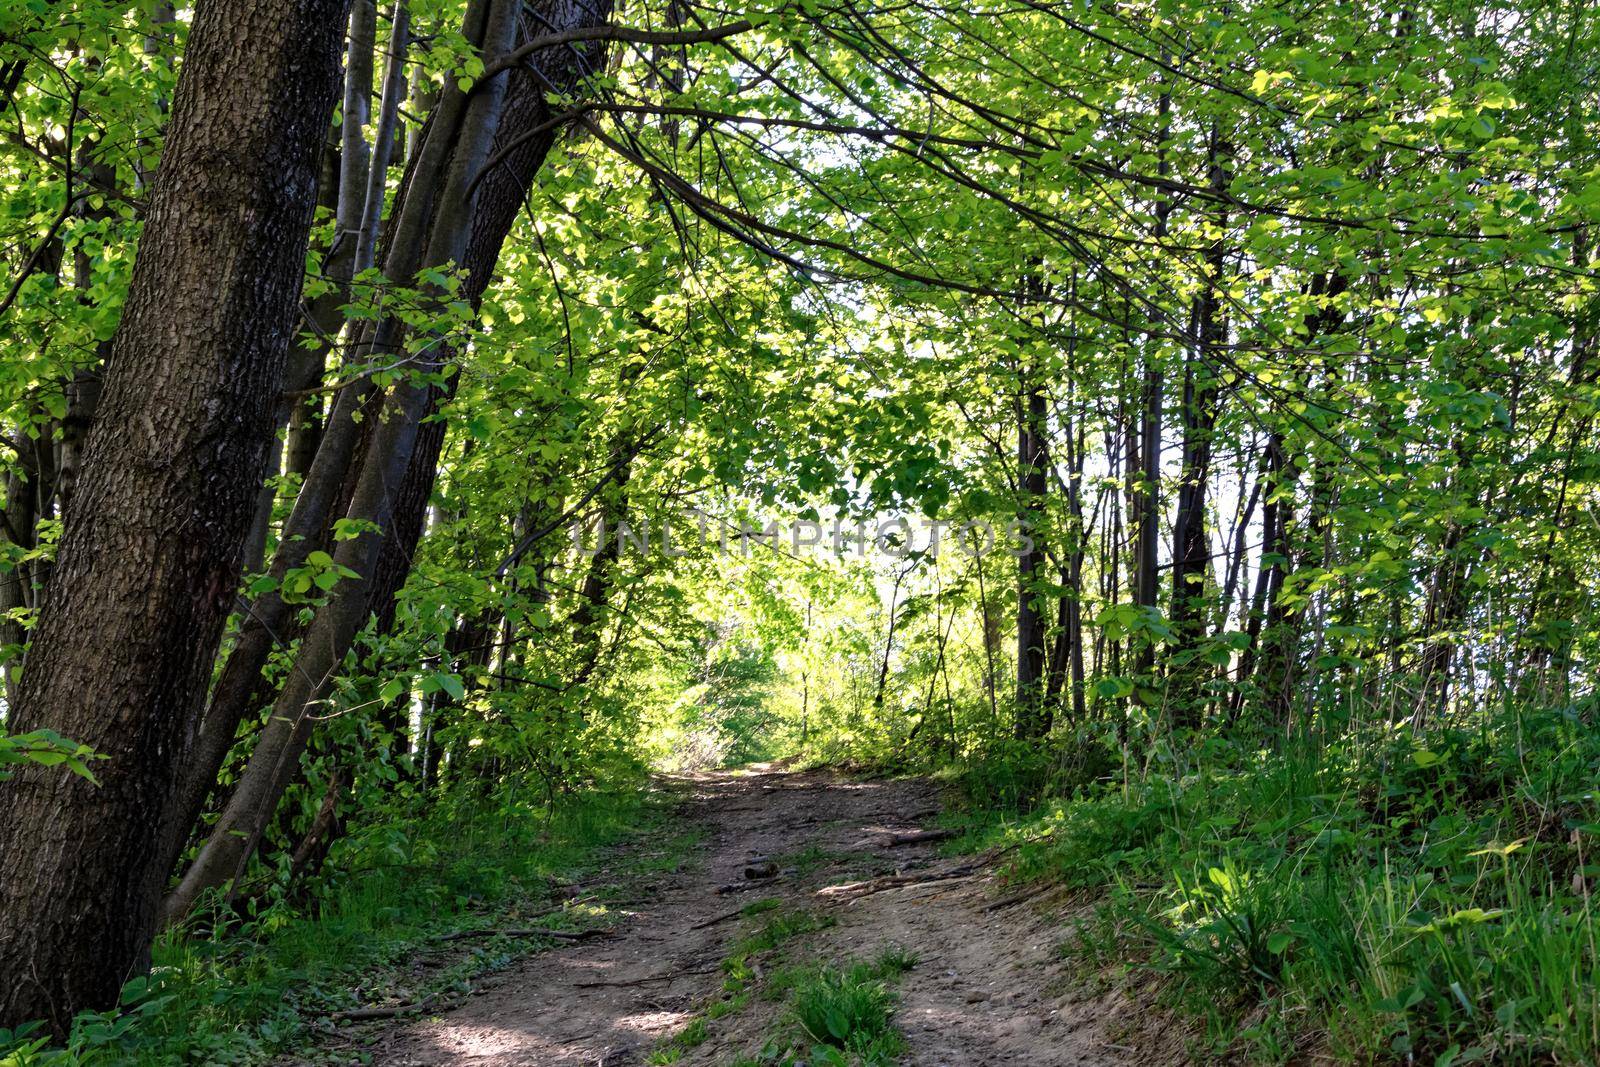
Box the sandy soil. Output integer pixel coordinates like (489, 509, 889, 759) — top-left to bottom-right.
(360, 767, 1186, 1066)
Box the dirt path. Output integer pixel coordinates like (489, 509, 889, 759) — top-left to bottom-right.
(369, 768, 1182, 1066)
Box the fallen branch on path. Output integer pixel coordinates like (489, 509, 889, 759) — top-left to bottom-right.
(983, 882, 1060, 912)
(881, 828, 956, 847)
(329, 993, 442, 1021)
(575, 965, 721, 988)
(690, 906, 751, 930)
(815, 863, 983, 901)
(436, 926, 610, 943)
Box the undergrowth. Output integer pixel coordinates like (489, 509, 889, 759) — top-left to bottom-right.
(1, 784, 678, 1065)
(948, 702, 1600, 1064)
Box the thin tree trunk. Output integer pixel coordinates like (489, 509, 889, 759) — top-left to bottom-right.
(1168, 126, 1229, 728)
(1127, 83, 1170, 708)
(874, 563, 911, 718)
(567, 437, 636, 692)
(1014, 367, 1049, 739)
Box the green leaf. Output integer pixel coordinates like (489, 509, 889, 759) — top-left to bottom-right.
(433, 672, 466, 702)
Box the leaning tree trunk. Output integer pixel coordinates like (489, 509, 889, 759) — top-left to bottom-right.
(165, 0, 615, 921)
(0, 0, 349, 1033)
(161, 0, 408, 911)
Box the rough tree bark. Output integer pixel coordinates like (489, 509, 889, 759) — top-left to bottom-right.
(0, 0, 349, 1032)
(163, 2, 412, 875)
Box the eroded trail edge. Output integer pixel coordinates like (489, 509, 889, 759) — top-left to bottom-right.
(371, 768, 1181, 1066)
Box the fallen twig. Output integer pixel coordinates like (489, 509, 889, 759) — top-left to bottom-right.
(882, 828, 956, 847)
(575, 965, 720, 988)
(690, 904, 758, 930)
(983, 882, 1059, 912)
(330, 993, 441, 1021)
(437, 926, 609, 943)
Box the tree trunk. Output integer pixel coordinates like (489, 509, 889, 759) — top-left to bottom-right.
(242, 0, 384, 576)
(567, 436, 635, 692)
(165, 0, 614, 920)
(1167, 127, 1229, 728)
(0, 0, 349, 1031)
(1014, 369, 1050, 739)
(1231, 431, 1289, 718)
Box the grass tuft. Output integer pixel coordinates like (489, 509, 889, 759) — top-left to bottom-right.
(790, 956, 908, 1064)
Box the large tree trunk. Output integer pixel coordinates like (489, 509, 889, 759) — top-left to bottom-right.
(0, 0, 349, 1032)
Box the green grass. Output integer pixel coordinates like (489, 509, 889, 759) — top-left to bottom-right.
(749, 948, 915, 1066)
(1, 786, 685, 1066)
(739, 908, 837, 955)
(792, 963, 903, 1061)
(741, 896, 784, 917)
(648, 904, 841, 1065)
(720, 907, 837, 1000)
(714, 947, 918, 1066)
(707, 991, 751, 1020)
(649, 1015, 711, 1061)
(951, 703, 1600, 1064)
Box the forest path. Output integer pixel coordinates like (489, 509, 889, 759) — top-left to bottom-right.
(372, 768, 1175, 1066)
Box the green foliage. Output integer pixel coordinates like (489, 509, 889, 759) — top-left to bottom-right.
(792, 968, 900, 1059)
(0, 731, 100, 784)
(728, 947, 916, 1067)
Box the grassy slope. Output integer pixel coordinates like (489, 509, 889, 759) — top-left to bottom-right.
(947, 705, 1600, 1064)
